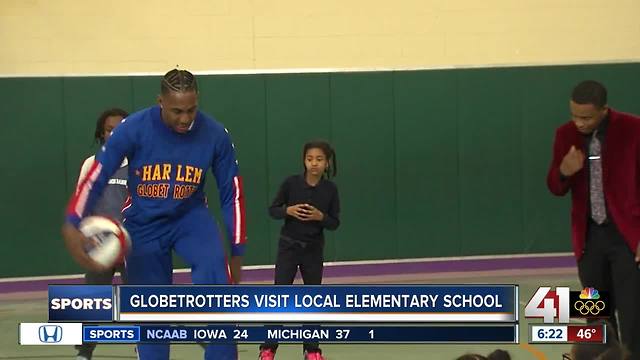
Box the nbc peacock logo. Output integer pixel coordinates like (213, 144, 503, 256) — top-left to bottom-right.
(572, 288, 606, 317)
(579, 287, 600, 300)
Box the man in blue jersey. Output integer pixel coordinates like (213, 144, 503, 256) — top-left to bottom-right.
(62, 69, 246, 360)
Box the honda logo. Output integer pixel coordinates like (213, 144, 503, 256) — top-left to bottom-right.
(38, 325, 62, 343)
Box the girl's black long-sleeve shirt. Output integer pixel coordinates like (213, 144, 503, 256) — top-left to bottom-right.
(269, 175, 340, 243)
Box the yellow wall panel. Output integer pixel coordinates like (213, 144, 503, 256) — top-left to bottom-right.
(1, 0, 639, 75)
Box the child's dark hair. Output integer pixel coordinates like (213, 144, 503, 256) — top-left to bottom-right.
(487, 349, 511, 360)
(161, 69, 198, 95)
(94, 108, 129, 144)
(456, 355, 488, 360)
(456, 349, 510, 360)
(303, 140, 337, 178)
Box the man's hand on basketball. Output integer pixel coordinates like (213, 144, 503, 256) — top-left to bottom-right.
(61, 222, 108, 272)
(559, 145, 585, 177)
(635, 242, 640, 263)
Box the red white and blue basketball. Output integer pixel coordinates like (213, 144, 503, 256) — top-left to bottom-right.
(79, 216, 131, 267)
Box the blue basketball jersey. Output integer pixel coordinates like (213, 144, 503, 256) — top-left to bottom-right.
(67, 105, 246, 255)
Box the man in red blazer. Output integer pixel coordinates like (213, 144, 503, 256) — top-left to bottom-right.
(547, 80, 640, 357)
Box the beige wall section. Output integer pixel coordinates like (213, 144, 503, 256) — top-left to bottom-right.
(1, 0, 639, 75)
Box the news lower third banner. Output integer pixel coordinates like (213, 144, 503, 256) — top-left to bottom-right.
(49, 285, 518, 323)
(20, 323, 519, 344)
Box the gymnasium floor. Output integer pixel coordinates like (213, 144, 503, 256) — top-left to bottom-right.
(0, 254, 580, 359)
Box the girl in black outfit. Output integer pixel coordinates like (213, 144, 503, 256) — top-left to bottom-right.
(259, 140, 340, 360)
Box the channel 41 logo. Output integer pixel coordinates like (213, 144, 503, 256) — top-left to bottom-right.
(38, 325, 62, 343)
(524, 287, 610, 323)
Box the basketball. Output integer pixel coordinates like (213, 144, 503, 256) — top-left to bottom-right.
(79, 216, 131, 267)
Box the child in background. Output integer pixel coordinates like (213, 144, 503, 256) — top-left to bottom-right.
(74, 108, 129, 360)
(259, 140, 340, 360)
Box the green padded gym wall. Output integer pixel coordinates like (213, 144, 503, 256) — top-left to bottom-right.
(2, 62, 639, 277)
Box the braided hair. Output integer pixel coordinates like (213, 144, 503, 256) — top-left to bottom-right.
(160, 69, 198, 95)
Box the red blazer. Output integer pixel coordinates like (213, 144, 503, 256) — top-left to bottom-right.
(547, 109, 640, 259)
